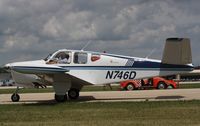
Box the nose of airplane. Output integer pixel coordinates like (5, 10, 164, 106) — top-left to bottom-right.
(3, 63, 11, 71)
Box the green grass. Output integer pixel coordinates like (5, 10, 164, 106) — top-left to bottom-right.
(0, 83, 200, 94)
(0, 100, 199, 126)
(178, 83, 200, 89)
(0, 88, 54, 94)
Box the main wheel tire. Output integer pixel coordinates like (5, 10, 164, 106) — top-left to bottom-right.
(68, 89, 80, 100)
(55, 94, 67, 102)
(157, 82, 166, 89)
(11, 93, 20, 102)
(126, 83, 135, 91)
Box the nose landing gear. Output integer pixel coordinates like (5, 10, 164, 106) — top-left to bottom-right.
(11, 86, 20, 102)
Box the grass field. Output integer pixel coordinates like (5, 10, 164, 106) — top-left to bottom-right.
(0, 100, 199, 126)
(0, 85, 200, 126)
(178, 83, 200, 89)
(0, 83, 200, 94)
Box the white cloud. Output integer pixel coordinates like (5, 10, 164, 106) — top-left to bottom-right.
(161, 25, 176, 32)
(3, 34, 39, 50)
(187, 26, 200, 34)
(42, 16, 62, 38)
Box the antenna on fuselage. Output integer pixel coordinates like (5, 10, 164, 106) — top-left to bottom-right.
(145, 48, 156, 59)
(81, 40, 92, 51)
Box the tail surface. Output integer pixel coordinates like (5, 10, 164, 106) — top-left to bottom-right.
(162, 38, 192, 65)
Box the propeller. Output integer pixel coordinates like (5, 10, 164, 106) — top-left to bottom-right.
(0, 64, 12, 81)
(0, 64, 11, 73)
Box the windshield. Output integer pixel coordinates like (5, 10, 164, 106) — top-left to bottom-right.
(44, 53, 52, 61)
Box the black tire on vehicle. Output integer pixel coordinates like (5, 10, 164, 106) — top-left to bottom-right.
(11, 93, 20, 102)
(68, 88, 80, 100)
(55, 94, 67, 102)
(157, 82, 166, 89)
(126, 83, 135, 91)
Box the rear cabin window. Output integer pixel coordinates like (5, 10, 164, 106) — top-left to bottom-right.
(91, 54, 101, 62)
(74, 52, 88, 64)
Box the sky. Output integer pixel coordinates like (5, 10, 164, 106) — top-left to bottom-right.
(0, 0, 200, 66)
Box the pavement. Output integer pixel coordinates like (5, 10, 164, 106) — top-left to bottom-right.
(0, 89, 200, 104)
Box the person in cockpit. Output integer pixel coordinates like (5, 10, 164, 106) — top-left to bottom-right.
(57, 53, 70, 64)
(46, 52, 71, 64)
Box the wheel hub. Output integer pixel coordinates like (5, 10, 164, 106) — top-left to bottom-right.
(127, 84, 134, 90)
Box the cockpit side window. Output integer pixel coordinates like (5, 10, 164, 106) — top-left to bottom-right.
(54, 51, 71, 64)
(74, 52, 87, 64)
(46, 51, 71, 64)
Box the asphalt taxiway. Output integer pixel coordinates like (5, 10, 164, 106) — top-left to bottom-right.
(0, 89, 200, 104)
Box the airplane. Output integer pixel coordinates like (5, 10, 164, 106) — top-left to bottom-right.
(3, 38, 193, 102)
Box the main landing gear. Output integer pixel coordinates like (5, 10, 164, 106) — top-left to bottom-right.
(10, 87, 80, 102)
(54, 94, 68, 102)
(68, 88, 80, 100)
(11, 86, 20, 102)
(54, 88, 80, 102)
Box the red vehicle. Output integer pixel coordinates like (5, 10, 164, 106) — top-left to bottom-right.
(120, 77, 177, 91)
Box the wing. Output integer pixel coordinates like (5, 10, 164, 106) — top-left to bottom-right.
(11, 64, 90, 85)
(12, 65, 69, 74)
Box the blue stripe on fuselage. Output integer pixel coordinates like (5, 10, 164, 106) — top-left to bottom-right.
(61, 66, 192, 71)
(131, 61, 193, 69)
(61, 61, 193, 69)
(12, 61, 193, 72)
(61, 61, 193, 71)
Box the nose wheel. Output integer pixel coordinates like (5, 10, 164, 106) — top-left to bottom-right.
(11, 86, 20, 102)
(11, 93, 20, 102)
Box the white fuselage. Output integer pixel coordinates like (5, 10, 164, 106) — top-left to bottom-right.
(5, 49, 193, 88)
